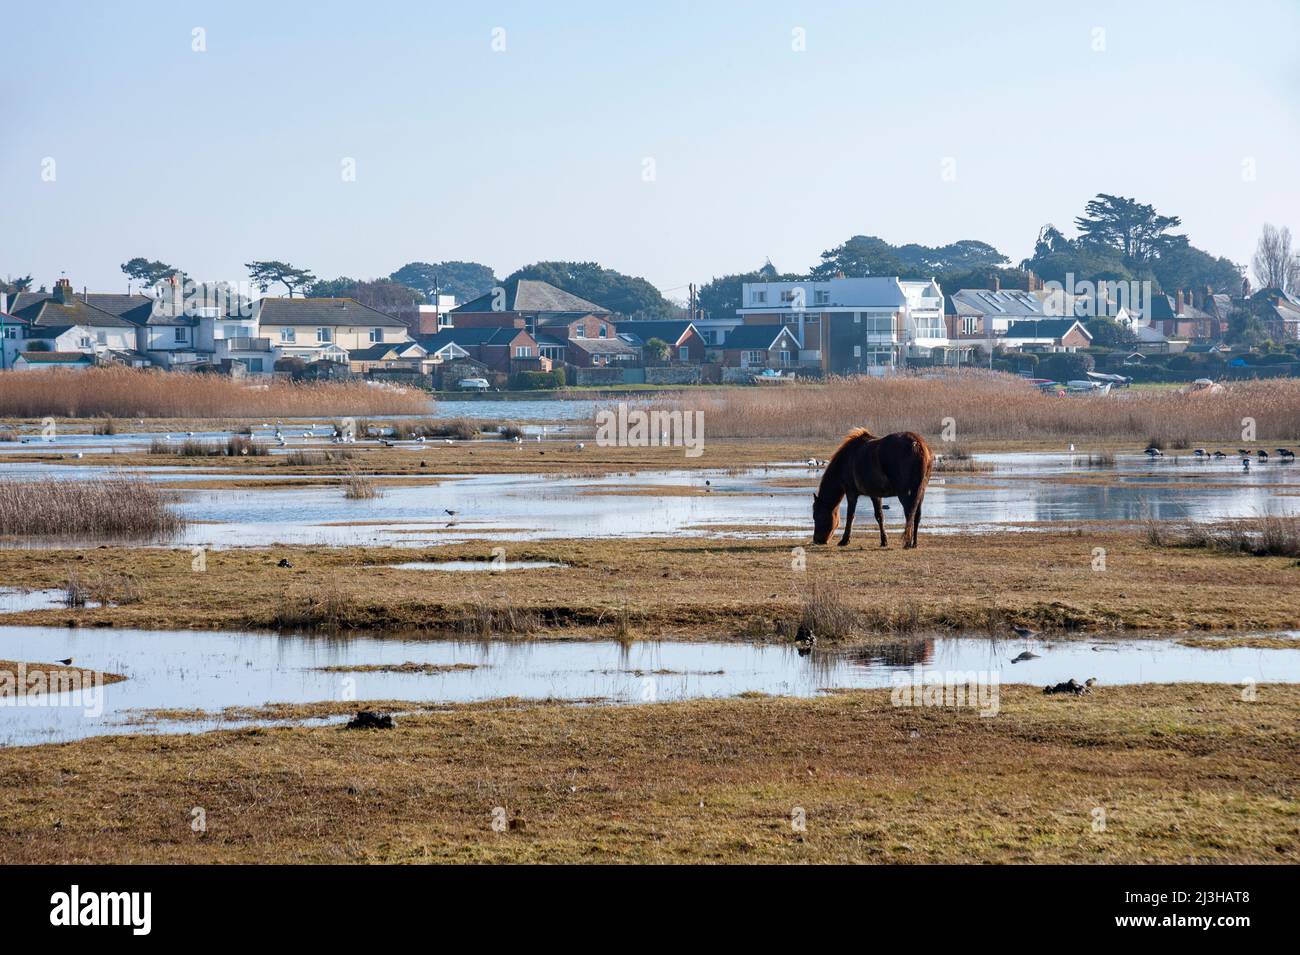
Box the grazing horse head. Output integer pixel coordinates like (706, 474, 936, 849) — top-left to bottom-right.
(811, 491, 840, 545)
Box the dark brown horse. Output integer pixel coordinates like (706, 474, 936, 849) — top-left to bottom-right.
(812, 428, 934, 548)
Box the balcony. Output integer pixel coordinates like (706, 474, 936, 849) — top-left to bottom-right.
(218, 337, 272, 353)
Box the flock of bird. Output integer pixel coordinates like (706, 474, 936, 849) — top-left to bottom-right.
(1144, 444, 1295, 470)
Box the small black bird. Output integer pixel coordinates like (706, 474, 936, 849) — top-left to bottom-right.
(58, 657, 73, 666)
(444, 509, 457, 516)
(277, 558, 293, 568)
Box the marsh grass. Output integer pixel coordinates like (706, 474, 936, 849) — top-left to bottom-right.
(497, 423, 524, 441)
(0, 476, 185, 538)
(364, 417, 477, 441)
(1085, 450, 1117, 467)
(648, 372, 1300, 443)
(148, 436, 268, 457)
(342, 470, 380, 499)
(284, 449, 355, 466)
(0, 366, 429, 418)
(1148, 515, 1300, 557)
(91, 415, 117, 435)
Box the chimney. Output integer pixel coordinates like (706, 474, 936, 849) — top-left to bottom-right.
(1175, 290, 1184, 315)
(988, 273, 1000, 292)
(0, 292, 7, 314)
(54, 278, 74, 304)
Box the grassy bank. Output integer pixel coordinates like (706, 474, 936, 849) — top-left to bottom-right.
(0, 684, 1294, 863)
(0, 531, 1297, 636)
(0, 366, 431, 418)
(650, 372, 1300, 443)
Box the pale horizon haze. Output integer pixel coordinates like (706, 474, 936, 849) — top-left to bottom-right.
(3, 0, 1298, 299)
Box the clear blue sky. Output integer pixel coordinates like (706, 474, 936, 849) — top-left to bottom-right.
(3, 0, 1297, 300)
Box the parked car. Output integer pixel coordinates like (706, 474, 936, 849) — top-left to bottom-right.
(457, 378, 491, 391)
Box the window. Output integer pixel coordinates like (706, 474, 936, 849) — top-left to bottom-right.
(781, 290, 797, 302)
(97, 331, 107, 344)
(743, 350, 766, 366)
(79, 336, 92, 348)
(752, 290, 767, 304)
(599, 325, 607, 338)
(174, 327, 188, 343)
(514, 346, 533, 358)
(316, 327, 332, 343)
(1, 327, 16, 339)
(280, 327, 296, 343)
(369, 328, 384, 343)
(815, 290, 829, 305)
(678, 346, 689, 361)
(778, 350, 791, 365)
(961, 317, 978, 336)
(853, 345, 862, 358)
(247, 359, 263, 373)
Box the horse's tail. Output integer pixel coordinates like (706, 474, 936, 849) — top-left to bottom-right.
(903, 431, 934, 488)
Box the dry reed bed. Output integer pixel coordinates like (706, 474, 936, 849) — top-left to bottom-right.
(649, 372, 1300, 443)
(0, 367, 430, 419)
(0, 476, 185, 538)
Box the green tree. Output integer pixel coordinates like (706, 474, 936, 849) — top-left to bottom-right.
(1150, 236, 1241, 295)
(245, 261, 316, 298)
(1085, 317, 1137, 347)
(1038, 352, 1095, 382)
(307, 277, 425, 310)
(642, 337, 670, 362)
(120, 257, 179, 286)
(390, 261, 497, 303)
(697, 267, 805, 319)
(2, 275, 33, 295)
(1074, 194, 1182, 267)
(811, 235, 904, 277)
(1226, 305, 1270, 346)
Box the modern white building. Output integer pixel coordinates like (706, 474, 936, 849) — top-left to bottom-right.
(735, 276, 955, 374)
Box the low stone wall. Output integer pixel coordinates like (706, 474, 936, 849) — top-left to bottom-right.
(572, 367, 626, 386)
(645, 365, 702, 385)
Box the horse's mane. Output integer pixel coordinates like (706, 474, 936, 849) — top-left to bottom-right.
(828, 427, 877, 465)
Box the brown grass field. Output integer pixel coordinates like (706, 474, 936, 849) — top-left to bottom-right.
(0, 366, 430, 418)
(0, 685, 1294, 863)
(0, 531, 1296, 636)
(654, 372, 1300, 443)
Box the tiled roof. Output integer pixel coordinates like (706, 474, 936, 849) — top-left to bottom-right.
(1003, 319, 1090, 340)
(17, 351, 95, 364)
(721, 325, 799, 349)
(617, 320, 696, 344)
(417, 327, 527, 350)
(567, 337, 639, 355)
(14, 297, 134, 328)
(453, 280, 610, 315)
(256, 297, 407, 327)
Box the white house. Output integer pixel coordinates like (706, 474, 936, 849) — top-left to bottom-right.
(735, 276, 953, 375)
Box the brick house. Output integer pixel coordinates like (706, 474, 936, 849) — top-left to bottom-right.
(713, 324, 802, 369)
(416, 326, 547, 374)
(615, 320, 706, 363)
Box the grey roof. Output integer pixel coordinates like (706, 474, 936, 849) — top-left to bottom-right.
(616, 320, 697, 345)
(13, 297, 134, 329)
(738, 277, 906, 311)
(720, 325, 800, 349)
(452, 279, 609, 315)
(256, 297, 407, 327)
(348, 342, 427, 361)
(1003, 319, 1090, 340)
(949, 289, 1050, 317)
(567, 337, 640, 356)
(417, 327, 527, 350)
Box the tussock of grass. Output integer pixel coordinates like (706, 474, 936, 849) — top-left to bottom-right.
(148, 435, 268, 457)
(342, 471, 381, 499)
(0, 476, 184, 538)
(0, 366, 429, 418)
(364, 417, 477, 441)
(283, 449, 354, 466)
(1153, 515, 1300, 558)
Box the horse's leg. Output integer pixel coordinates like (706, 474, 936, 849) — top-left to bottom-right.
(898, 490, 915, 549)
(909, 495, 924, 548)
(872, 496, 887, 547)
(838, 493, 858, 546)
